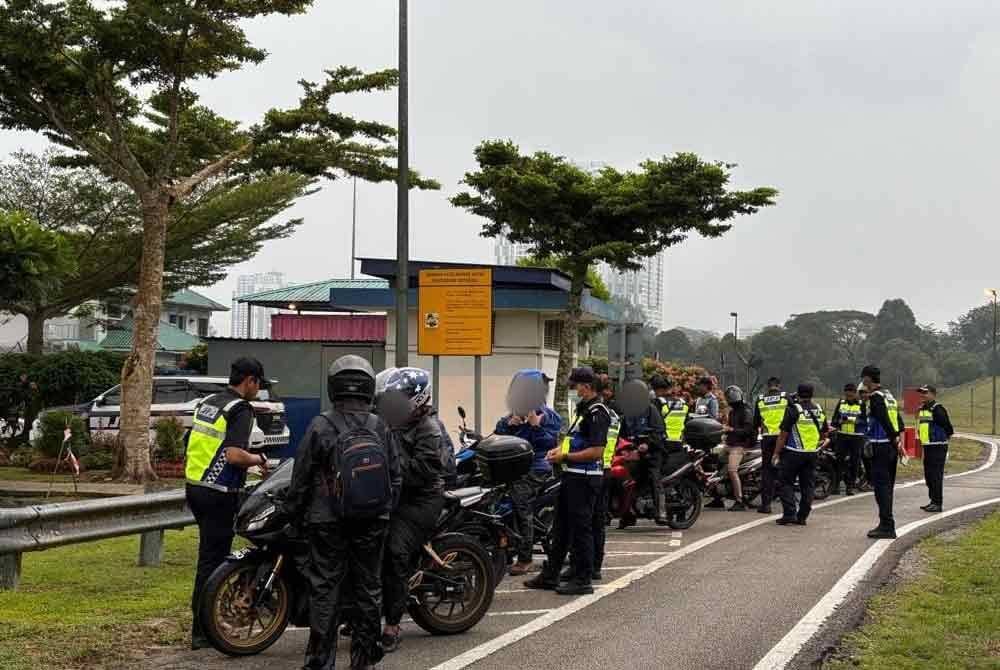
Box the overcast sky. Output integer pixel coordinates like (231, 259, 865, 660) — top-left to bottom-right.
(4, 0, 1000, 337)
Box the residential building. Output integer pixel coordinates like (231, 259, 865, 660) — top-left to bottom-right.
(232, 272, 287, 339)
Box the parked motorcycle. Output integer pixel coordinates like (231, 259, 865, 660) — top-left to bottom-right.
(609, 434, 706, 530)
(704, 441, 836, 505)
(199, 459, 499, 657)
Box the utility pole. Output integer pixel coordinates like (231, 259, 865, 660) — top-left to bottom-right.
(350, 177, 357, 280)
(394, 0, 410, 368)
(989, 289, 998, 435)
(731, 311, 751, 393)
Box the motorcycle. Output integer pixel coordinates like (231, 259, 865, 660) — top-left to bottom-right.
(704, 441, 835, 505)
(608, 434, 705, 531)
(199, 459, 499, 657)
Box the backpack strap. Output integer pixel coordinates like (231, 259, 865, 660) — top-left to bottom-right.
(321, 409, 349, 435)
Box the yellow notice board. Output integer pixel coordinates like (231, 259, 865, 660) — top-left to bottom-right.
(418, 268, 493, 356)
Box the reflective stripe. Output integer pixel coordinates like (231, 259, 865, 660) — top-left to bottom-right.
(919, 404, 949, 445)
(190, 422, 226, 441)
(837, 401, 863, 434)
(661, 399, 689, 442)
(757, 394, 788, 437)
(788, 403, 825, 452)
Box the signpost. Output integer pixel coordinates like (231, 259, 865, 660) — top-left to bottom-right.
(418, 268, 493, 432)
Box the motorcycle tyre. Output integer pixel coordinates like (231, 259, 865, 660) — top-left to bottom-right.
(408, 534, 496, 636)
(667, 478, 703, 530)
(200, 557, 291, 657)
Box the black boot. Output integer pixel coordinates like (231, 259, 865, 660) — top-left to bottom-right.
(303, 631, 335, 670)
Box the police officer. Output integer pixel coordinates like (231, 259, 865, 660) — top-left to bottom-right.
(526, 366, 610, 596)
(754, 377, 788, 513)
(185, 357, 269, 650)
(774, 383, 830, 526)
(917, 384, 954, 513)
(831, 383, 865, 496)
(652, 375, 689, 451)
(283, 356, 401, 670)
(861, 365, 904, 539)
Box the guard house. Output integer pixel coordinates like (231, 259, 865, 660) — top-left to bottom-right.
(331, 259, 619, 429)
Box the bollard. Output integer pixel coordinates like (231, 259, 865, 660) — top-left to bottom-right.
(0, 553, 21, 590)
(138, 529, 165, 567)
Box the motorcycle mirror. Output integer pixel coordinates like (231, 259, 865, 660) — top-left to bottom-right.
(458, 406, 467, 420)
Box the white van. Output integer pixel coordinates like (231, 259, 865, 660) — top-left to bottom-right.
(30, 376, 290, 451)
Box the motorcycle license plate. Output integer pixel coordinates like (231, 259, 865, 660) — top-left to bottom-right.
(230, 547, 252, 560)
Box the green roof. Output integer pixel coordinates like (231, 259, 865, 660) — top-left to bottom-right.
(100, 317, 202, 353)
(167, 288, 229, 312)
(238, 278, 390, 309)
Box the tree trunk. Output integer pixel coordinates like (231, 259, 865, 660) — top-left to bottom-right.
(118, 194, 169, 484)
(25, 311, 45, 355)
(554, 263, 588, 418)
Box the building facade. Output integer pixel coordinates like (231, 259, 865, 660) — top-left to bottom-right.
(231, 272, 287, 339)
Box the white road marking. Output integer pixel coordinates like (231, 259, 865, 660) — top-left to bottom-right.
(669, 539, 682, 547)
(486, 609, 553, 617)
(604, 540, 678, 545)
(496, 588, 610, 594)
(603, 551, 668, 556)
(431, 436, 998, 670)
(752, 434, 999, 670)
(671, 531, 683, 538)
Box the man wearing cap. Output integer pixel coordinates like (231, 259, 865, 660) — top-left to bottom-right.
(861, 365, 904, 539)
(917, 385, 954, 513)
(693, 377, 720, 419)
(773, 383, 830, 527)
(652, 375, 689, 451)
(526, 366, 610, 596)
(185, 357, 269, 649)
(831, 383, 866, 496)
(754, 376, 787, 513)
(495, 370, 562, 576)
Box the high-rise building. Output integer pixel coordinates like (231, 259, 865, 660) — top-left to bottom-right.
(494, 236, 534, 266)
(231, 272, 286, 339)
(596, 252, 667, 330)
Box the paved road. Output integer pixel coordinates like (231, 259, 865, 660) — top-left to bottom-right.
(146, 435, 1000, 670)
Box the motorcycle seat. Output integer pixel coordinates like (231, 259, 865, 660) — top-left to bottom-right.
(444, 486, 487, 502)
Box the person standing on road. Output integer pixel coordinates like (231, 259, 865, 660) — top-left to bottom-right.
(861, 365, 904, 539)
(495, 369, 562, 576)
(693, 377, 720, 419)
(652, 375, 689, 451)
(831, 383, 865, 496)
(185, 357, 269, 650)
(718, 385, 755, 511)
(526, 367, 610, 596)
(283, 356, 401, 670)
(917, 384, 954, 513)
(754, 377, 788, 514)
(857, 387, 873, 490)
(617, 383, 667, 526)
(773, 384, 830, 526)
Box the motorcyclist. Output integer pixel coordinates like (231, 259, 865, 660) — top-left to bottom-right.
(719, 385, 755, 511)
(495, 369, 562, 576)
(376, 367, 446, 653)
(617, 383, 669, 527)
(282, 356, 401, 670)
(376, 368, 456, 489)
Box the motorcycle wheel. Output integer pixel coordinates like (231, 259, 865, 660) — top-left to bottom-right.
(533, 503, 555, 555)
(408, 534, 495, 636)
(667, 478, 703, 530)
(200, 558, 291, 657)
(814, 466, 834, 500)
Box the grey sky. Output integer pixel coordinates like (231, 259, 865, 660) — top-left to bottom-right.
(3, 0, 999, 337)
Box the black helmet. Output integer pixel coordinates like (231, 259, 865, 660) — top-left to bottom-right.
(724, 385, 744, 405)
(328, 355, 376, 403)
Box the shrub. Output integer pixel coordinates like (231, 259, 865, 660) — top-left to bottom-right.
(34, 410, 89, 458)
(0, 350, 124, 408)
(154, 416, 186, 462)
(80, 450, 114, 471)
(9, 447, 35, 468)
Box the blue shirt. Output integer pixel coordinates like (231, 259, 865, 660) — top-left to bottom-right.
(495, 407, 562, 473)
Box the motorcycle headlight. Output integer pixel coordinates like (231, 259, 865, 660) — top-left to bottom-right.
(246, 504, 276, 532)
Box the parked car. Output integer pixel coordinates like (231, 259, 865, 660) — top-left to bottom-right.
(29, 376, 290, 453)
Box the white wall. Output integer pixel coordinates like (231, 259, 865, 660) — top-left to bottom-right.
(384, 309, 566, 435)
(0, 314, 27, 349)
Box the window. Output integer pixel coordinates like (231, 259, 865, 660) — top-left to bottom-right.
(105, 303, 124, 320)
(168, 314, 178, 326)
(197, 318, 209, 337)
(176, 315, 187, 331)
(153, 381, 190, 405)
(190, 381, 229, 399)
(544, 320, 564, 350)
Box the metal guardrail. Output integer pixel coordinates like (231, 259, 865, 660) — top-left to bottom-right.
(0, 489, 194, 590)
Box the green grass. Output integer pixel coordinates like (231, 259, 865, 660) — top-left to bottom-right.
(896, 436, 985, 480)
(940, 377, 999, 435)
(826, 511, 1000, 670)
(0, 528, 200, 670)
(0, 468, 102, 483)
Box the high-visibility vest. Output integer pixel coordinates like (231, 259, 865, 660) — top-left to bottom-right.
(756, 393, 788, 437)
(919, 403, 949, 445)
(660, 398, 689, 442)
(837, 400, 863, 435)
(788, 403, 826, 453)
(559, 402, 613, 475)
(864, 390, 900, 442)
(185, 393, 248, 491)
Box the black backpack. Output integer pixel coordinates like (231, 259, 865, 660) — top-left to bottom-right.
(320, 411, 392, 519)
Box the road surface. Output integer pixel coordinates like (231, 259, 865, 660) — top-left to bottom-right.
(146, 435, 1000, 670)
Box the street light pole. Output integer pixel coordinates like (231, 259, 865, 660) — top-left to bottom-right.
(350, 177, 357, 280)
(394, 0, 410, 368)
(731, 311, 751, 392)
(989, 289, 998, 435)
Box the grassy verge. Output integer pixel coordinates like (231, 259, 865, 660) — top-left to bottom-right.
(0, 528, 200, 670)
(826, 511, 1000, 669)
(0, 468, 107, 483)
(896, 436, 985, 480)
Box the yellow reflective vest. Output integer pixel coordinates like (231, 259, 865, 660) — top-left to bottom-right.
(185, 393, 248, 491)
(788, 402, 826, 453)
(660, 398, 689, 442)
(835, 400, 863, 435)
(757, 393, 789, 437)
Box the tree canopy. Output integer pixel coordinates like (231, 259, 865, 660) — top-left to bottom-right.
(0, 211, 76, 307)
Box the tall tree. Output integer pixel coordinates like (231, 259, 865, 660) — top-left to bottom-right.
(0, 1, 436, 482)
(0, 149, 314, 354)
(949, 304, 994, 354)
(0, 211, 76, 308)
(452, 141, 777, 406)
(868, 299, 922, 360)
(652, 328, 695, 363)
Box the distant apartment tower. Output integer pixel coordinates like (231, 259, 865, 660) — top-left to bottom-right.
(494, 236, 534, 266)
(231, 272, 286, 339)
(596, 251, 667, 330)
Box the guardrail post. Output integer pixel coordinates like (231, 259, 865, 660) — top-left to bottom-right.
(0, 553, 21, 590)
(138, 530, 165, 567)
